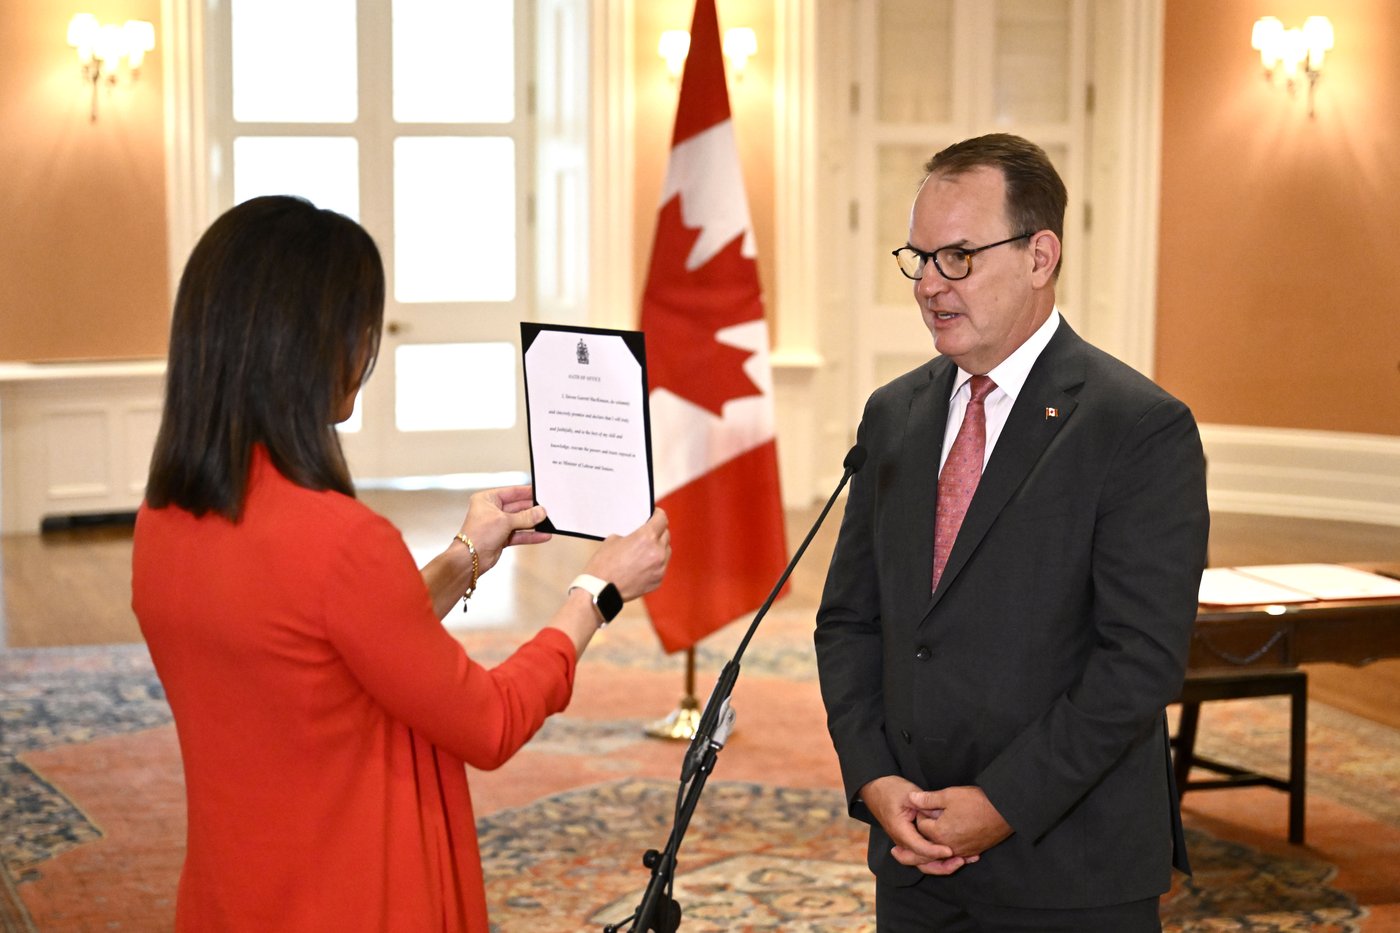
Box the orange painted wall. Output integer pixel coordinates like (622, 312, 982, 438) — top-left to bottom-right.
(632, 0, 776, 329)
(0, 0, 170, 362)
(1157, 0, 1400, 436)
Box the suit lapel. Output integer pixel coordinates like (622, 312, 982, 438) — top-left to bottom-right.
(925, 324, 1087, 611)
(889, 360, 955, 605)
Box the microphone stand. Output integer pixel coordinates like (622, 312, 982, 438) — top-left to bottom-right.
(603, 447, 865, 932)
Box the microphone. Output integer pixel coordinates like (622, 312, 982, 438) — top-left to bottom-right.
(844, 444, 868, 474)
(679, 444, 866, 783)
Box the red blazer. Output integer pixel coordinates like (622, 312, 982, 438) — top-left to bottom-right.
(133, 446, 576, 931)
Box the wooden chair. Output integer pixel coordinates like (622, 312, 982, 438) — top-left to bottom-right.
(1171, 668, 1308, 844)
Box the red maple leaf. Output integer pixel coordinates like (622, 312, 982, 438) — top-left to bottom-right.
(641, 196, 766, 417)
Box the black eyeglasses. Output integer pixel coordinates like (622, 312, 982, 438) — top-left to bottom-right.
(891, 232, 1035, 281)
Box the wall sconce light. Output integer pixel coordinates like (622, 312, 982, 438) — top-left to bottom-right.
(1251, 15, 1333, 117)
(67, 13, 156, 123)
(722, 27, 757, 78)
(658, 29, 691, 80)
(657, 27, 758, 81)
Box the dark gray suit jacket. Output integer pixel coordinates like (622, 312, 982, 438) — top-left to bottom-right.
(815, 320, 1209, 909)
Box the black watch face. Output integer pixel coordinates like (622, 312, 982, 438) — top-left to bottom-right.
(597, 583, 624, 622)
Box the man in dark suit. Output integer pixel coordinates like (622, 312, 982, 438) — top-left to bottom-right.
(815, 133, 1209, 931)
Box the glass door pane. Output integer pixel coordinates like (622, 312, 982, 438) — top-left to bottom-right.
(875, 144, 938, 306)
(231, 0, 357, 123)
(393, 343, 517, 432)
(392, 0, 515, 123)
(993, 0, 1071, 124)
(876, 0, 955, 124)
(232, 137, 361, 219)
(392, 137, 517, 303)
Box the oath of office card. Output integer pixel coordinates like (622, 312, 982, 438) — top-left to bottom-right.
(520, 323, 654, 540)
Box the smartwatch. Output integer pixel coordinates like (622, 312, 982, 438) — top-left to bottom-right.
(568, 574, 623, 627)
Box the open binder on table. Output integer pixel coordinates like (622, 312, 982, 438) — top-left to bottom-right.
(1198, 563, 1400, 607)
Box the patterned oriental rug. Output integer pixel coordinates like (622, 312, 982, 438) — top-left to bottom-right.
(3, 623, 1400, 932)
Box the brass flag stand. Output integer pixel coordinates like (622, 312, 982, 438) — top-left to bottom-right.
(645, 647, 703, 740)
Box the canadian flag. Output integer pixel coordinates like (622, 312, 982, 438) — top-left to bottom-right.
(640, 0, 788, 654)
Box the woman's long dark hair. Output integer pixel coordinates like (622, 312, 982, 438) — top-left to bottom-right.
(145, 195, 385, 519)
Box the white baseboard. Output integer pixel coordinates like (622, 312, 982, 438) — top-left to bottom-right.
(1200, 424, 1400, 528)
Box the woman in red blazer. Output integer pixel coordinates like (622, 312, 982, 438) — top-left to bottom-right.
(133, 195, 669, 931)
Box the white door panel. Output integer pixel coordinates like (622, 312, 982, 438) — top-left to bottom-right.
(849, 0, 1090, 421)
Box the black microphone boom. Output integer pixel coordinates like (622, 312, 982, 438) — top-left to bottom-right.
(607, 444, 866, 932)
(683, 443, 867, 779)
(729, 442, 865, 665)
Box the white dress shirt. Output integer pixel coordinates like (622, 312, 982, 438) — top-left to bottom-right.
(938, 309, 1061, 474)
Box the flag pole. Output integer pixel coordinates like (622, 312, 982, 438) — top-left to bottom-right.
(644, 647, 702, 740)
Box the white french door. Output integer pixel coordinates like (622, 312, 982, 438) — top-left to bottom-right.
(201, 0, 538, 479)
(845, 0, 1092, 425)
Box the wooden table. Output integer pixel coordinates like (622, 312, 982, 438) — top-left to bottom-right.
(1189, 564, 1400, 671)
(1190, 594, 1400, 670)
(1177, 563, 1400, 844)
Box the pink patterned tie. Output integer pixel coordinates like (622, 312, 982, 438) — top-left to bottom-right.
(933, 375, 996, 590)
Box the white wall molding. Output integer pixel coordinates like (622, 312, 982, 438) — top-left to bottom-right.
(772, 0, 819, 360)
(771, 351, 824, 509)
(1201, 424, 1400, 528)
(587, 0, 636, 330)
(162, 0, 208, 298)
(1083, 0, 1163, 374)
(769, 0, 825, 506)
(0, 363, 166, 534)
